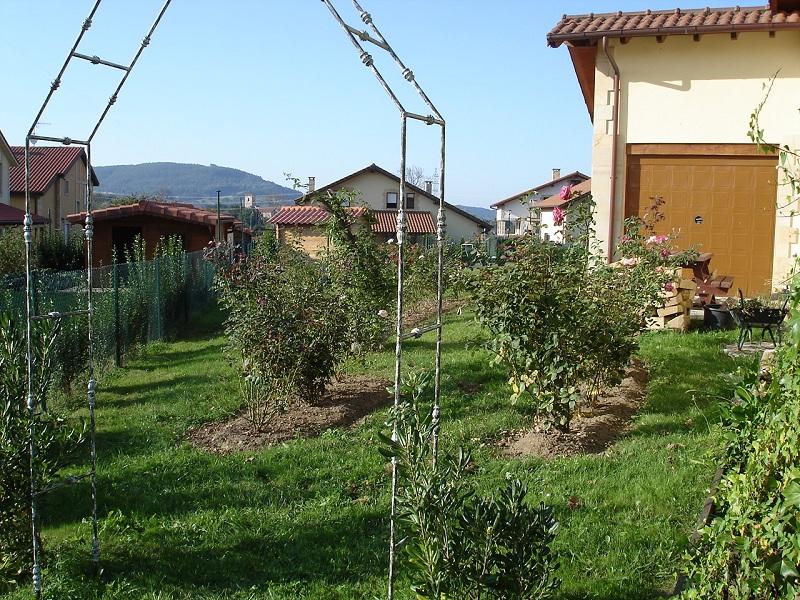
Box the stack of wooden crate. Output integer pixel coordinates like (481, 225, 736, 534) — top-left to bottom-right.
(647, 276, 697, 331)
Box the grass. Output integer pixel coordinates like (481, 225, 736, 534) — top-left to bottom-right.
(3, 306, 748, 599)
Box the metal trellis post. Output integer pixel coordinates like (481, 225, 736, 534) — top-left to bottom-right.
(320, 2, 447, 598)
(23, 2, 172, 596)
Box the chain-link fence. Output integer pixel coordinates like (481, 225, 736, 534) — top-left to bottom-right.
(0, 250, 215, 386)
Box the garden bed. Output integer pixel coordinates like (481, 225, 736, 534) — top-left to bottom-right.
(187, 374, 391, 453)
(498, 360, 648, 459)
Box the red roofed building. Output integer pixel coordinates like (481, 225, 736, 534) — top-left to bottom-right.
(9, 145, 99, 233)
(270, 204, 438, 257)
(0, 203, 47, 233)
(66, 200, 240, 266)
(0, 129, 18, 206)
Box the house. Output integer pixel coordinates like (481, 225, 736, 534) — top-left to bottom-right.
(538, 178, 593, 241)
(9, 145, 99, 234)
(0, 129, 18, 207)
(548, 0, 800, 295)
(270, 204, 440, 257)
(491, 170, 590, 237)
(66, 200, 241, 266)
(272, 164, 492, 253)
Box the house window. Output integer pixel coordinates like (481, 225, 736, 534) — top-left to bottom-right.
(386, 191, 398, 209)
(405, 192, 415, 209)
(63, 179, 70, 195)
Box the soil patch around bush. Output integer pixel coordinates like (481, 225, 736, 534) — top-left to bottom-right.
(498, 360, 649, 459)
(188, 375, 391, 453)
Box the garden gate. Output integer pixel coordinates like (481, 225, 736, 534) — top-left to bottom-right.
(320, 3, 448, 597)
(23, 2, 445, 599)
(22, 2, 172, 597)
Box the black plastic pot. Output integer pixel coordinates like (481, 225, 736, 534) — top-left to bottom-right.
(704, 304, 735, 330)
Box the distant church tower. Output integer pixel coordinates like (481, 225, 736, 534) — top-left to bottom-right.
(243, 193, 256, 208)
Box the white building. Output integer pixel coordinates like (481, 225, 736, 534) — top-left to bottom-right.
(491, 169, 589, 237)
(0, 129, 18, 205)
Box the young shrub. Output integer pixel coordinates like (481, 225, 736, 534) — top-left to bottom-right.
(214, 244, 350, 423)
(314, 190, 396, 353)
(0, 229, 26, 279)
(36, 229, 84, 272)
(0, 314, 83, 589)
(381, 372, 560, 599)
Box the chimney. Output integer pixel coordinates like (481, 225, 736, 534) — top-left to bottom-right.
(552, 168, 561, 181)
(425, 180, 433, 194)
(308, 176, 316, 193)
(771, 1, 800, 13)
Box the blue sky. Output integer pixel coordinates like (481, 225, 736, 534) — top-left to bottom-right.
(1, 0, 685, 207)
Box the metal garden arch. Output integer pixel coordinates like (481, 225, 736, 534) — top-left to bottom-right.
(23, 2, 446, 599)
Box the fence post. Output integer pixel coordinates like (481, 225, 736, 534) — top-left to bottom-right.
(113, 262, 121, 367)
(154, 257, 162, 339)
(183, 252, 190, 323)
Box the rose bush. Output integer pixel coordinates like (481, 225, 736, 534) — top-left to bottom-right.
(461, 194, 694, 430)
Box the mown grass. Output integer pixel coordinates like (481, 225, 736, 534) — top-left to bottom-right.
(3, 307, 748, 599)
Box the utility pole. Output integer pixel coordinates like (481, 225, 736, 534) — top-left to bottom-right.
(216, 190, 221, 242)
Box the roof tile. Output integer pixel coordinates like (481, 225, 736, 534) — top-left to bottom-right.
(547, 5, 800, 46)
(10, 146, 98, 195)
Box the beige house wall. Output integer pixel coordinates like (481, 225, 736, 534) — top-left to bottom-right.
(336, 171, 486, 242)
(592, 31, 800, 289)
(10, 157, 90, 232)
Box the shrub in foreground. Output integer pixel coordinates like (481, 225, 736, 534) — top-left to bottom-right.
(381, 372, 560, 599)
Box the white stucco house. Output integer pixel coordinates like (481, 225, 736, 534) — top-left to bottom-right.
(490, 170, 589, 238)
(548, 0, 800, 295)
(0, 129, 18, 206)
(271, 164, 492, 256)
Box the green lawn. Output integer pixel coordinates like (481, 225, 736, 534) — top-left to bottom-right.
(4, 307, 746, 599)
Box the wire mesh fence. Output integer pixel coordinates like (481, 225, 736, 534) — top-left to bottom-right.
(0, 250, 215, 385)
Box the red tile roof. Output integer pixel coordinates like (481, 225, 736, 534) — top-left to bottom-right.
(10, 146, 99, 195)
(547, 5, 800, 46)
(490, 171, 590, 209)
(65, 200, 238, 227)
(270, 205, 436, 235)
(537, 179, 592, 208)
(0, 203, 47, 226)
(371, 210, 436, 234)
(270, 205, 368, 226)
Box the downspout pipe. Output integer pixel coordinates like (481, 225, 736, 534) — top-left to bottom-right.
(602, 36, 621, 263)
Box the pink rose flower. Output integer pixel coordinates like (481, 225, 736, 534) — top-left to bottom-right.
(621, 257, 639, 267)
(553, 206, 565, 226)
(660, 248, 671, 258)
(664, 282, 674, 292)
(647, 234, 669, 245)
(559, 185, 572, 201)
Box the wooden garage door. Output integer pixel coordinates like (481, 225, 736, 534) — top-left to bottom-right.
(625, 154, 777, 296)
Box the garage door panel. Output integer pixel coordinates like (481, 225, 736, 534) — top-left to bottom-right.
(626, 153, 777, 296)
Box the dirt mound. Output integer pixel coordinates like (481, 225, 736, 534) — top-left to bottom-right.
(188, 375, 391, 453)
(498, 361, 648, 459)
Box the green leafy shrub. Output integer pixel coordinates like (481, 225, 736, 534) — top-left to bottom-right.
(381, 372, 560, 599)
(460, 197, 693, 430)
(214, 244, 350, 417)
(36, 229, 84, 272)
(0, 229, 26, 280)
(0, 314, 83, 590)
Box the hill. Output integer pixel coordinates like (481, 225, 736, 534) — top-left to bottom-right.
(93, 162, 300, 203)
(456, 205, 494, 224)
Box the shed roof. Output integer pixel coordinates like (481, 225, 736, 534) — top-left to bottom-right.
(270, 205, 368, 226)
(547, 5, 800, 47)
(10, 146, 99, 195)
(66, 200, 238, 227)
(371, 210, 436, 234)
